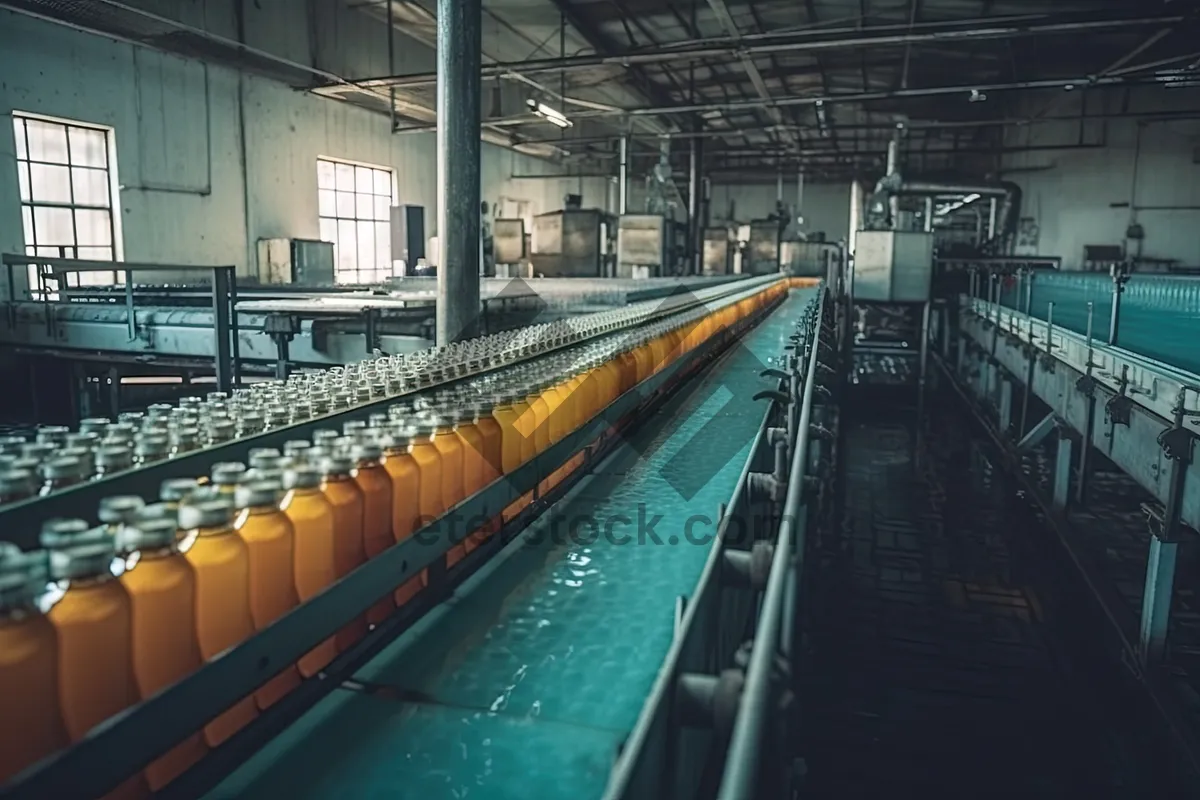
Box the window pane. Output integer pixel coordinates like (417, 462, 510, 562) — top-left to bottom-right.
(17, 163, 30, 202)
(317, 159, 336, 190)
(22, 207, 33, 244)
(335, 191, 355, 218)
(77, 246, 113, 261)
(318, 189, 336, 218)
(335, 162, 355, 191)
(355, 166, 373, 194)
(319, 218, 337, 243)
(26, 119, 69, 164)
(356, 193, 373, 220)
(376, 222, 392, 271)
(337, 219, 357, 272)
(76, 270, 117, 287)
(373, 196, 390, 222)
(33, 206, 75, 246)
(29, 162, 72, 203)
(72, 167, 110, 207)
(68, 127, 107, 168)
(373, 169, 391, 197)
(13, 119, 27, 160)
(357, 221, 375, 273)
(76, 209, 113, 247)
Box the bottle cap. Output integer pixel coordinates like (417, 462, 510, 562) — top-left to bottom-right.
(21, 442, 56, 460)
(211, 462, 248, 486)
(0, 469, 37, 498)
(65, 432, 100, 449)
(122, 514, 181, 552)
(343, 420, 367, 435)
(45, 526, 115, 581)
(135, 435, 170, 459)
(35, 425, 70, 445)
(0, 546, 47, 607)
(283, 466, 321, 490)
(40, 517, 91, 549)
(351, 443, 383, 462)
(178, 499, 234, 530)
(283, 440, 312, 458)
(320, 455, 354, 477)
(94, 445, 133, 474)
(160, 477, 200, 504)
(42, 456, 84, 482)
(235, 480, 283, 509)
(248, 448, 283, 470)
(98, 495, 146, 525)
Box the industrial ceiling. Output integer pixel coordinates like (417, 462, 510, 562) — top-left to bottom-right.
(6, 0, 1200, 180)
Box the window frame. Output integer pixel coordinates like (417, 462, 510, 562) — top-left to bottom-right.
(12, 110, 124, 297)
(316, 155, 396, 285)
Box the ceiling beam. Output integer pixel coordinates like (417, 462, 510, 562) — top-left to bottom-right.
(349, 11, 1182, 89)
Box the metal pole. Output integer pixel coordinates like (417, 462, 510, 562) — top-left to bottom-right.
(436, 0, 482, 345)
(688, 136, 701, 275)
(923, 196, 933, 232)
(211, 267, 232, 394)
(987, 197, 999, 240)
(1077, 302, 1096, 505)
(618, 134, 629, 215)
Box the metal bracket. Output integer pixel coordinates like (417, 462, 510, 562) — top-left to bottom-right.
(1158, 427, 1195, 465)
(723, 542, 775, 590)
(753, 389, 791, 406)
(1105, 394, 1133, 427)
(1075, 374, 1097, 398)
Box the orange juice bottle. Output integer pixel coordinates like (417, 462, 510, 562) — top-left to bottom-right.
(409, 420, 446, 550)
(0, 545, 67, 784)
(382, 428, 425, 606)
(350, 443, 395, 624)
(319, 456, 368, 651)
(526, 383, 551, 456)
(467, 404, 503, 553)
(233, 481, 301, 709)
(427, 413, 466, 557)
(210, 462, 248, 496)
(42, 520, 149, 799)
(447, 407, 484, 567)
(494, 391, 528, 523)
(119, 512, 207, 790)
(179, 499, 259, 747)
(281, 467, 338, 677)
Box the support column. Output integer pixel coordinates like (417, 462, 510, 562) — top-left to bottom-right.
(618, 134, 629, 215)
(998, 378, 1012, 436)
(1052, 431, 1072, 511)
(687, 137, 703, 275)
(436, 0, 482, 345)
(1140, 533, 1179, 666)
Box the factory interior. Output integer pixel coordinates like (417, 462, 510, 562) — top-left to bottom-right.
(5, 0, 1200, 797)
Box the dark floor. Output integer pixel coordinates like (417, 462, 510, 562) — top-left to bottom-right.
(798, 392, 1184, 798)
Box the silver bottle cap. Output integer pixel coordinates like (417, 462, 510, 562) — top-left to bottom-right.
(283, 466, 321, 490)
(160, 477, 200, 504)
(248, 448, 283, 470)
(351, 443, 383, 462)
(211, 462, 248, 487)
(178, 499, 234, 530)
(42, 456, 84, 482)
(235, 480, 283, 509)
(320, 455, 354, 477)
(122, 514, 181, 552)
(98, 495, 146, 525)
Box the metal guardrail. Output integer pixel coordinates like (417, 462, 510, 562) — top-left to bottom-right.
(1, 277, 790, 800)
(603, 285, 827, 800)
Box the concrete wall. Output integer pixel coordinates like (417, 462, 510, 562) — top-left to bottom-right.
(709, 181, 852, 242)
(1002, 86, 1200, 269)
(0, 7, 607, 289)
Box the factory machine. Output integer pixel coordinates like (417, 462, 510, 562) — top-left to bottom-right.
(745, 220, 783, 276)
(616, 214, 671, 278)
(702, 226, 735, 275)
(529, 207, 611, 278)
(6, 223, 1200, 800)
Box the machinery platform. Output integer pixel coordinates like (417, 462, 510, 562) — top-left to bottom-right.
(203, 290, 813, 799)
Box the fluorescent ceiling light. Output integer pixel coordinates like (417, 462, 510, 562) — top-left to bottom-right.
(962, 193, 981, 203)
(527, 99, 573, 128)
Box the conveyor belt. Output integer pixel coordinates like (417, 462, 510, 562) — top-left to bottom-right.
(204, 290, 814, 799)
(999, 271, 1200, 374)
(799, 396, 1182, 795)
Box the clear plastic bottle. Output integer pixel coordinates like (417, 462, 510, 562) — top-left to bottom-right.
(180, 499, 259, 747)
(42, 520, 148, 799)
(0, 545, 67, 784)
(39, 456, 86, 497)
(233, 481, 301, 709)
(351, 442, 395, 625)
(120, 513, 208, 790)
(94, 445, 134, 479)
(320, 456, 368, 651)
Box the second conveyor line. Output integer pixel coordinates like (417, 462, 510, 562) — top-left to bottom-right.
(203, 289, 816, 799)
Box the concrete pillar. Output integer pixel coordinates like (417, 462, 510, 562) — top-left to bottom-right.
(1139, 533, 1179, 665)
(436, 0, 482, 345)
(998, 378, 1012, 435)
(1052, 433, 1072, 511)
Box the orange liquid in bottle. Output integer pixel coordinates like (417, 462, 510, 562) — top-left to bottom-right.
(383, 438, 425, 606)
(496, 398, 530, 522)
(409, 431, 443, 593)
(281, 471, 339, 677)
(0, 548, 68, 785)
(468, 410, 503, 552)
(431, 422, 464, 559)
(234, 485, 301, 710)
(45, 529, 148, 800)
(182, 501, 259, 747)
(120, 517, 207, 791)
(351, 448, 395, 624)
(321, 463, 368, 651)
(449, 418, 484, 567)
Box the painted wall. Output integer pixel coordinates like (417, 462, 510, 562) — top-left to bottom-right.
(0, 8, 607, 290)
(1002, 86, 1200, 269)
(709, 181, 852, 242)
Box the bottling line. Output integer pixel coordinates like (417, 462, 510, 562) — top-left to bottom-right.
(4, 233, 1200, 798)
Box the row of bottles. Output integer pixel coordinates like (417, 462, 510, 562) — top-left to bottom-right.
(0, 278, 790, 792)
(0, 277, 785, 506)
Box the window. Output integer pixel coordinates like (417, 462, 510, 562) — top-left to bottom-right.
(317, 157, 394, 284)
(13, 113, 121, 294)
